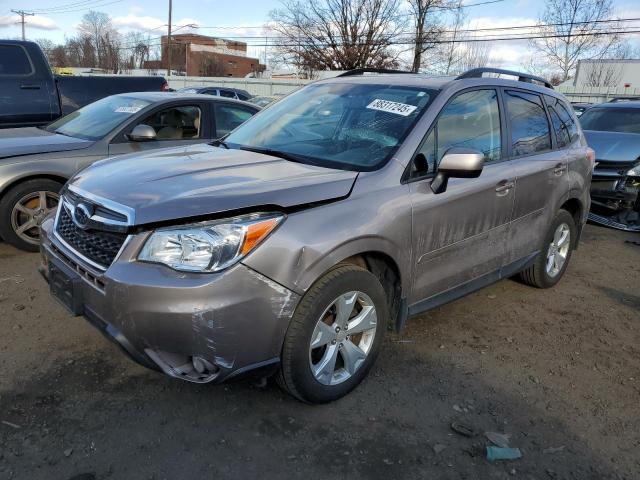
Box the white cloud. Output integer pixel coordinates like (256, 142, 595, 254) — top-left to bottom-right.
(0, 14, 58, 31)
(113, 14, 200, 33)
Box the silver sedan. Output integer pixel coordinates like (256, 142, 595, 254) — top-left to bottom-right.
(0, 92, 259, 251)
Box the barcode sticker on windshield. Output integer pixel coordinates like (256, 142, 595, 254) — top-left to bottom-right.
(366, 99, 417, 116)
(115, 106, 143, 113)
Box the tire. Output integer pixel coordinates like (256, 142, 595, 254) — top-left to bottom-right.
(0, 179, 63, 252)
(277, 264, 389, 403)
(519, 209, 576, 289)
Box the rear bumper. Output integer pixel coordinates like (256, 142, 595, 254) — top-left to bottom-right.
(39, 217, 300, 383)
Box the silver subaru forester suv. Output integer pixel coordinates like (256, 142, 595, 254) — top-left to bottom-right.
(40, 68, 593, 403)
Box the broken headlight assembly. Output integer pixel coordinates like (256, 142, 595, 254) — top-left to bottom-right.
(138, 213, 283, 272)
(627, 162, 640, 177)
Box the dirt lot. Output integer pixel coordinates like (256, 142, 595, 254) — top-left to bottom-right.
(0, 224, 639, 480)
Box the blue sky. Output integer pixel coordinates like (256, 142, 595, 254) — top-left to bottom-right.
(1, 0, 638, 68)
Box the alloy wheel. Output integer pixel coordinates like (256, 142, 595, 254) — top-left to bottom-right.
(309, 291, 377, 386)
(546, 222, 570, 278)
(10, 191, 59, 246)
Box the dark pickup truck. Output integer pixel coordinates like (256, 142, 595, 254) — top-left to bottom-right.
(0, 40, 168, 129)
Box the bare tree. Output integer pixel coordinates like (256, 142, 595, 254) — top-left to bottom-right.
(424, 3, 491, 75)
(408, 0, 446, 73)
(78, 10, 121, 72)
(268, 0, 405, 74)
(456, 41, 491, 72)
(121, 31, 152, 71)
(34, 38, 55, 65)
(530, 0, 621, 82)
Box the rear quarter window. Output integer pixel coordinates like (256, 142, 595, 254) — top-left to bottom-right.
(0, 45, 33, 75)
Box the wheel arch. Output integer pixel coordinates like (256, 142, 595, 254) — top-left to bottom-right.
(0, 173, 68, 203)
(559, 196, 584, 247)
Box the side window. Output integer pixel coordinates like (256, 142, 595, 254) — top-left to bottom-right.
(0, 45, 32, 75)
(214, 104, 255, 137)
(545, 95, 578, 148)
(505, 90, 551, 156)
(436, 89, 501, 164)
(219, 89, 236, 99)
(138, 105, 202, 140)
(410, 89, 501, 179)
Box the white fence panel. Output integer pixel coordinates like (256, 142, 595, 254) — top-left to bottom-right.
(557, 85, 640, 103)
(167, 76, 310, 96)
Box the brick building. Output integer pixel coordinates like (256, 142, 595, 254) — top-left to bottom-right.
(145, 34, 265, 78)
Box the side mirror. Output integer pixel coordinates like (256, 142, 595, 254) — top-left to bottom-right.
(431, 148, 485, 194)
(127, 124, 156, 142)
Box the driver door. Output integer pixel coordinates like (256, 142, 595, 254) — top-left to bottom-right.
(108, 103, 210, 156)
(407, 88, 516, 306)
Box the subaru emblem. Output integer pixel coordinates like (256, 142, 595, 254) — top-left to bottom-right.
(73, 203, 92, 229)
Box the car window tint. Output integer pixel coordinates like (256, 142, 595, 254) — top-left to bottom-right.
(215, 104, 255, 137)
(436, 89, 502, 164)
(0, 45, 32, 75)
(219, 90, 236, 99)
(139, 106, 202, 140)
(505, 90, 551, 156)
(546, 96, 578, 147)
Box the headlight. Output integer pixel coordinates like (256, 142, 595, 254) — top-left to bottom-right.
(627, 163, 640, 176)
(138, 213, 283, 272)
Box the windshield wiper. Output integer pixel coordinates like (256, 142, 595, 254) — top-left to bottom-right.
(239, 145, 308, 164)
(209, 135, 229, 149)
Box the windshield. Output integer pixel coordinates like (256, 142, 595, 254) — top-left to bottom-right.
(225, 83, 437, 171)
(47, 96, 152, 140)
(579, 107, 640, 134)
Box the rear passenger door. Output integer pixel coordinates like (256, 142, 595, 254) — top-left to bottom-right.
(503, 89, 569, 264)
(408, 88, 516, 304)
(0, 44, 55, 127)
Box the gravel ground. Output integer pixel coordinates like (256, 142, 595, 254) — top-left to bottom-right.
(0, 224, 639, 480)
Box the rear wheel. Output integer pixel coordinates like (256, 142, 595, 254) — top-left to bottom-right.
(0, 179, 62, 252)
(519, 209, 576, 288)
(277, 264, 388, 403)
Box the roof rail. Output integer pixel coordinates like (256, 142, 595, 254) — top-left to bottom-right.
(456, 68, 554, 89)
(337, 68, 411, 77)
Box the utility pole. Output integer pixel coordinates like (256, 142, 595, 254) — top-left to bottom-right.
(11, 10, 34, 41)
(166, 0, 172, 77)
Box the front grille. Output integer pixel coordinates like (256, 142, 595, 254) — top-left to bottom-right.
(56, 205, 127, 269)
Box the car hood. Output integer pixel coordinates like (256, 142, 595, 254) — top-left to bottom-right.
(0, 127, 93, 160)
(69, 144, 358, 225)
(583, 130, 640, 163)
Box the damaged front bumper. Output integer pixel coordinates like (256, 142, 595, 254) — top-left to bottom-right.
(589, 163, 640, 232)
(39, 216, 300, 383)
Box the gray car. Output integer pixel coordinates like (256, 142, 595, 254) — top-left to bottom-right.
(0, 92, 259, 251)
(578, 101, 640, 231)
(40, 68, 593, 403)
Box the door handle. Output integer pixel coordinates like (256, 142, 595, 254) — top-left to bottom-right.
(553, 163, 566, 175)
(20, 84, 41, 90)
(495, 181, 515, 194)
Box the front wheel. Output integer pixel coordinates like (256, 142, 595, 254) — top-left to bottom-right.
(0, 179, 63, 252)
(519, 209, 576, 288)
(277, 264, 388, 403)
